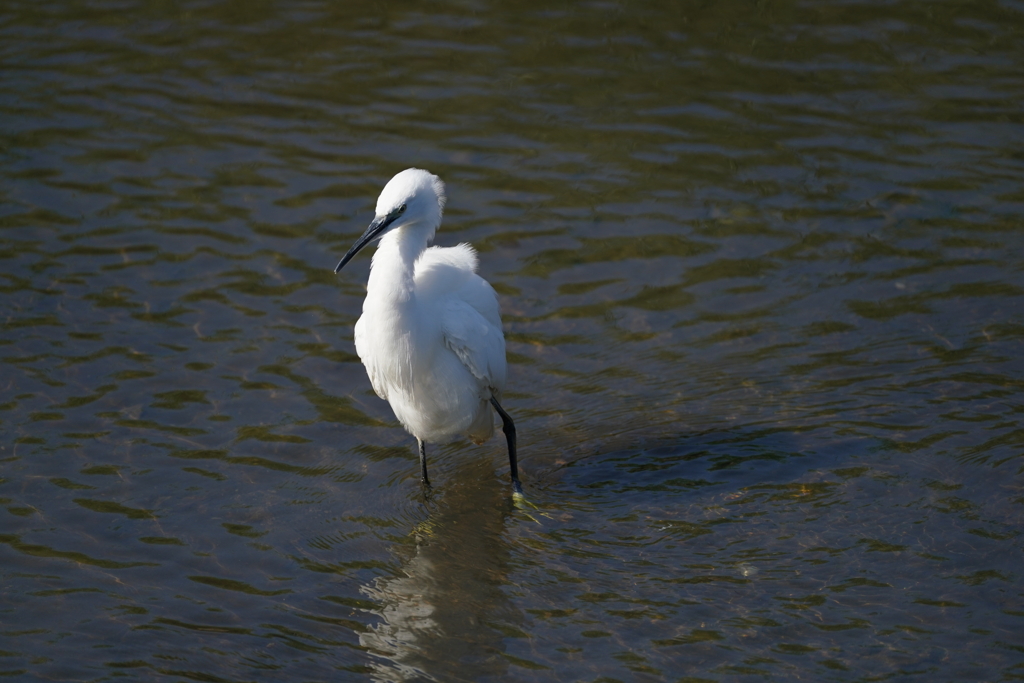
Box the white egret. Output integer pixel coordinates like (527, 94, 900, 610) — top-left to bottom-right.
(334, 168, 522, 494)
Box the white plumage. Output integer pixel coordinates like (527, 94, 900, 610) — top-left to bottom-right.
(335, 168, 521, 492)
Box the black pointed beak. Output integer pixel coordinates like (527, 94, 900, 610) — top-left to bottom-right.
(334, 214, 395, 274)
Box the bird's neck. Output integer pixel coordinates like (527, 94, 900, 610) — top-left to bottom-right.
(366, 225, 429, 305)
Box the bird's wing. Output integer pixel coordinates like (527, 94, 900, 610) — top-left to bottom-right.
(354, 314, 388, 400)
(416, 243, 503, 327)
(441, 297, 507, 392)
(419, 242, 507, 391)
(454, 274, 503, 331)
(415, 244, 476, 295)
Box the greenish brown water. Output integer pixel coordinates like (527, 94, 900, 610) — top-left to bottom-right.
(2, 1, 1024, 681)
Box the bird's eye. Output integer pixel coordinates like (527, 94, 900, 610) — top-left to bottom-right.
(398, 203, 407, 214)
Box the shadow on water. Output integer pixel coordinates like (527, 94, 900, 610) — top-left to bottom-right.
(360, 457, 522, 682)
(494, 428, 1024, 680)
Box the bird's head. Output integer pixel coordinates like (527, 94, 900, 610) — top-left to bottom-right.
(334, 168, 446, 273)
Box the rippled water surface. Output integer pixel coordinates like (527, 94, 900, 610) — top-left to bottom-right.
(3, 1, 1024, 681)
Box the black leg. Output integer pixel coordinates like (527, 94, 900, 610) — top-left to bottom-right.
(490, 397, 522, 494)
(417, 438, 431, 488)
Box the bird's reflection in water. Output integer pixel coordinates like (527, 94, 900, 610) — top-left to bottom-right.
(361, 455, 523, 682)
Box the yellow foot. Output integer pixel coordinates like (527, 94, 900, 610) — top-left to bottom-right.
(512, 490, 552, 523)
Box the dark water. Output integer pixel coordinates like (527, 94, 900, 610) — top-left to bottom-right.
(3, 1, 1024, 680)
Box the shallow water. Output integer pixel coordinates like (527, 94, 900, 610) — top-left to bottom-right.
(2, 1, 1024, 681)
